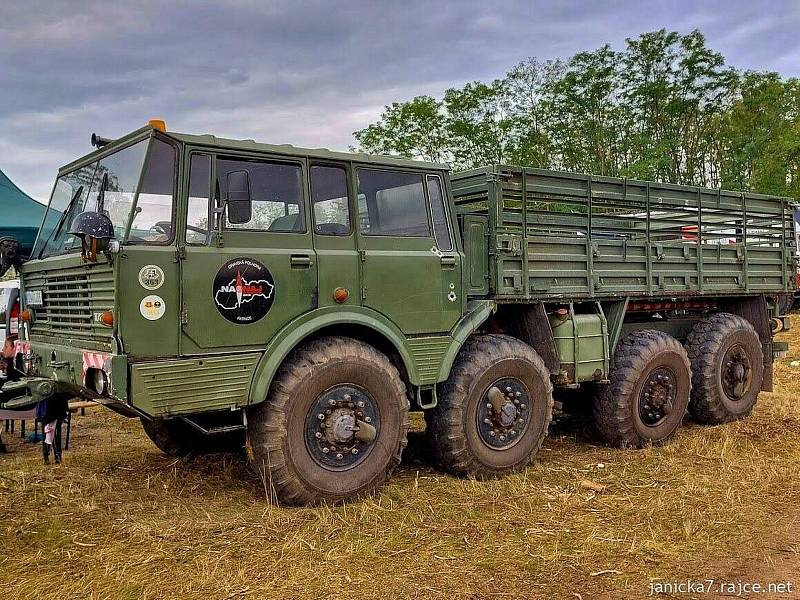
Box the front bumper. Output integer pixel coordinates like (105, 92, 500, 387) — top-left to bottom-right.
(0, 339, 128, 411)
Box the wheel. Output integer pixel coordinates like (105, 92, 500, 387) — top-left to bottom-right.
(685, 313, 764, 424)
(246, 337, 409, 506)
(141, 417, 244, 457)
(593, 330, 691, 448)
(426, 334, 553, 478)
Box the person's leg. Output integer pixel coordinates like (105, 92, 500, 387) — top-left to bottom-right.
(53, 417, 62, 464)
(43, 420, 55, 464)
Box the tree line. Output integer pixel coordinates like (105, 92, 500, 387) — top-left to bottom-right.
(353, 29, 800, 200)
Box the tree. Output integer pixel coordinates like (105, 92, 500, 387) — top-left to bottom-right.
(352, 28, 799, 204)
(352, 96, 450, 164)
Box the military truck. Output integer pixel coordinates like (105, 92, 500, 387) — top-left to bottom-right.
(1, 121, 796, 505)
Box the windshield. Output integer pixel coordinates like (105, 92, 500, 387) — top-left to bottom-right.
(34, 137, 176, 258)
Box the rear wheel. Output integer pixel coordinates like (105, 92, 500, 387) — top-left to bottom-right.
(685, 313, 763, 424)
(246, 337, 409, 506)
(426, 334, 553, 478)
(593, 330, 691, 448)
(141, 418, 244, 457)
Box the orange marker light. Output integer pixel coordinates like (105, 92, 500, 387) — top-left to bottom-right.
(19, 309, 33, 322)
(99, 310, 114, 327)
(333, 287, 349, 303)
(148, 119, 167, 132)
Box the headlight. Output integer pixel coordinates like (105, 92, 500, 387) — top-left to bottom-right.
(92, 369, 108, 395)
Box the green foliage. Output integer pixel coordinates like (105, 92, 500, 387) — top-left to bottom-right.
(353, 29, 800, 201)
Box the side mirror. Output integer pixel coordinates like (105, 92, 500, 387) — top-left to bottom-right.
(225, 170, 252, 224)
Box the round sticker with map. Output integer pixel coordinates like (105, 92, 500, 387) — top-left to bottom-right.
(212, 258, 275, 324)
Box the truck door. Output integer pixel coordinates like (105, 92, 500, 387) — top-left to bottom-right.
(355, 168, 462, 334)
(309, 163, 360, 310)
(180, 152, 317, 353)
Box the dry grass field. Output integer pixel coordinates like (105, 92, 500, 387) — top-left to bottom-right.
(2, 318, 800, 599)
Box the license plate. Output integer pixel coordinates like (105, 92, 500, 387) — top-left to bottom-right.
(25, 290, 43, 307)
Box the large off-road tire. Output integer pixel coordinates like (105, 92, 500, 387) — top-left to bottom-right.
(685, 313, 764, 424)
(141, 417, 245, 457)
(426, 334, 553, 479)
(246, 337, 409, 506)
(593, 330, 691, 448)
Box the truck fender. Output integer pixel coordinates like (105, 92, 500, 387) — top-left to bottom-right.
(247, 306, 417, 406)
(435, 300, 496, 382)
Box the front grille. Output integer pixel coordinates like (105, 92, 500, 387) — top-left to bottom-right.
(24, 263, 114, 344)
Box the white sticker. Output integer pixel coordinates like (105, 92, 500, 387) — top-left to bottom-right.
(139, 295, 166, 321)
(138, 265, 165, 290)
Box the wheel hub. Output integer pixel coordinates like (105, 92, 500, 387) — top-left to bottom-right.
(638, 367, 676, 427)
(476, 378, 531, 449)
(304, 385, 379, 470)
(722, 345, 752, 400)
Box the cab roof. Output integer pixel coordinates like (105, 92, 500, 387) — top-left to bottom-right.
(59, 125, 450, 174)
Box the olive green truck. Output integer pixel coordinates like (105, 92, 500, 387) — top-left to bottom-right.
(1, 122, 796, 505)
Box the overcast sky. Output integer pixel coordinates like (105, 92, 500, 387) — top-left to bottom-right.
(1, 0, 799, 202)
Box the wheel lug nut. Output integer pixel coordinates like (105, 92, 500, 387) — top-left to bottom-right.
(515, 391, 521, 397)
(317, 413, 325, 420)
(489, 431, 496, 437)
(506, 387, 512, 393)
(351, 448, 358, 455)
(357, 401, 365, 408)
(364, 416, 372, 423)
(344, 394, 352, 402)
(325, 409, 332, 414)
(322, 447, 330, 454)
(520, 404, 526, 410)
(484, 418, 491, 425)
(336, 453, 343, 460)
(486, 403, 493, 409)
(499, 435, 506, 441)
(514, 399, 520, 405)
(315, 432, 322, 439)
(328, 399, 336, 406)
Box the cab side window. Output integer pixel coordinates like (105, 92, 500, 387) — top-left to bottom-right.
(186, 154, 211, 245)
(426, 175, 452, 251)
(217, 158, 305, 233)
(310, 165, 351, 235)
(356, 169, 430, 237)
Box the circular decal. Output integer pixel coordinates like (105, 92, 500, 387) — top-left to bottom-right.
(140, 295, 166, 321)
(213, 258, 275, 324)
(138, 265, 165, 290)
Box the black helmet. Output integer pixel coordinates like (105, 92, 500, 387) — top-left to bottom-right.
(68, 211, 115, 262)
(68, 211, 115, 240)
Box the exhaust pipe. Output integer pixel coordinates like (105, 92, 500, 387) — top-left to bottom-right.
(91, 133, 113, 149)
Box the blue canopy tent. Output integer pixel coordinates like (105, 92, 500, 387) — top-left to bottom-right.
(0, 168, 44, 257)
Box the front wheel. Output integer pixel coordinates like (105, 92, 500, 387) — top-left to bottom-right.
(141, 417, 244, 457)
(426, 334, 554, 478)
(246, 337, 409, 506)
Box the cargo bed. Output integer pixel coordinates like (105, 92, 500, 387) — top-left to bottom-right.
(451, 166, 797, 300)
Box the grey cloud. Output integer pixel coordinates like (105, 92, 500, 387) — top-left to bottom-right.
(0, 0, 798, 201)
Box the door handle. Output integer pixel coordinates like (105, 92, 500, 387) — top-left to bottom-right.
(290, 254, 313, 268)
(440, 255, 457, 269)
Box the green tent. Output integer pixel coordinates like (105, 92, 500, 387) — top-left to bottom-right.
(0, 168, 45, 257)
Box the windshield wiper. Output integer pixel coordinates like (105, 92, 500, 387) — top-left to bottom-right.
(40, 185, 83, 257)
(97, 172, 108, 214)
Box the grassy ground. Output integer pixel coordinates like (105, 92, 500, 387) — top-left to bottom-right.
(1, 318, 799, 599)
